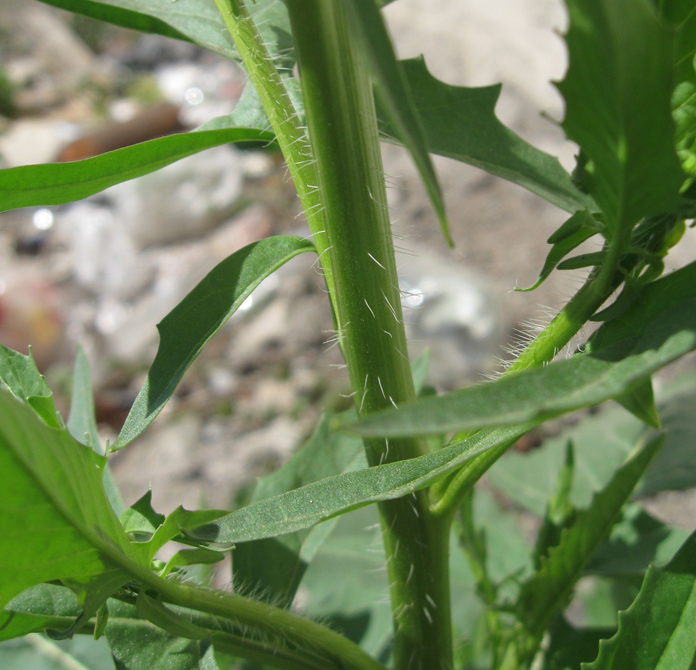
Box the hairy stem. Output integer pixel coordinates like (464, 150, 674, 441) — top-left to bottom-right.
(285, 2, 452, 667)
(128, 565, 387, 670)
(212, 0, 337, 312)
(431, 272, 609, 520)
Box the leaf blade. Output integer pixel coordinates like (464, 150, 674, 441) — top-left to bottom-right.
(558, 0, 684, 238)
(517, 434, 665, 637)
(381, 57, 593, 213)
(187, 424, 529, 544)
(584, 530, 696, 670)
(114, 236, 315, 449)
(0, 390, 144, 615)
(345, 262, 696, 438)
(36, 0, 191, 42)
(0, 127, 273, 214)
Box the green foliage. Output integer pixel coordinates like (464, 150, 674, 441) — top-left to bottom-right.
(346, 266, 696, 437)
(115, 236, 315, 449)
(558, 0, 683, 259)
(0, 127, 273, 214)
(0, 390, 145, 628)
(2, 0, 696, 668)
(517, 434, 664, 640)
(585, 531, 696, 670)
(382, 58, 593, 214)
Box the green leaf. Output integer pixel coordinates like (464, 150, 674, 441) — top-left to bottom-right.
(345, 262, 696, 438)
(67, 346, 101, 452)
(516, 211, 599, 292)
(613, 377, 660, 428)
(542, 618, 616, 670)
(345, 304, 696, 438)
(558, 0, 683, 236)
(517, 433, 665, 637)
(38, 0, 294, 66)
(298, 506, 392, 657)
(0, 127, 273, 214)
(121, 490, 165, 539)
(584, 530, 696, 670)
(533, 442, 577, 570)
(105, 600, 218, 670)
(0, 345, 60, 429)
(345, 1, 451, 246)
(161, 549, 224, 578)
(0, 390, 147, 628)
(488, 408, 639, 517)
(187, 424, 528, 545)
(233, 351, 430, 608)
(663, 0, 696, 176)
(67, 347, 126, 517)
(556, 252, 605, 271)
(0, 585, 81, 643)
(232, 412, 364, 608)
(114, 236, 315, 449)
(489, 369, 696, 511)
(381, 57, 593, 213)
(35, 0, 191, 42)
(123, 499, 227, 563)
(587, 505, 689, 578)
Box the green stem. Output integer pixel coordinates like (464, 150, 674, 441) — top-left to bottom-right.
(456, 492, 502, 667)
(108, 594, 329, 670)
(431, 271, 609, 520)
(134, 568, 386, 670)
(285, 3, 452, 668)
(212, 0, 337, 313)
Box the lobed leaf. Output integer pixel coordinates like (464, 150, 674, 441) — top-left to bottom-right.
(0, 127, 273, 215)
(121, 491, 226, 563)
(381, 57, 593, 213)
(558, 0, 683, 237)
(345, 0, 451, 245)
(517, 433, 665, 637)
(584, 530, 696, 669)
(542, 618, 616, 670)
(114, 236, 315, 449)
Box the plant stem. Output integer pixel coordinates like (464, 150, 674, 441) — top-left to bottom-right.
(431, 271, 609, 520)
(285, 3, 452, 667)
(130, 565, 387, 670)
(212, 0, 337, 313)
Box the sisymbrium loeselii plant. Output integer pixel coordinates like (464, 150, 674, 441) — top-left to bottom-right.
(2, 0, 696, 669)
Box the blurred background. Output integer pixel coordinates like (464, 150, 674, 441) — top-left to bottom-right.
(1, 0, 695, 520)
